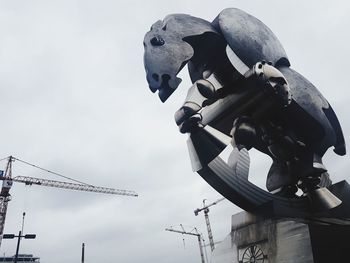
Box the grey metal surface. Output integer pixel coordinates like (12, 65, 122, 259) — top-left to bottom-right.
(144, 14, 220, 102)
(144, 8, 348, 216)
(191, 125, 350, 218)
(228, 147, 250, 180)
(212, 8, 290, 70)
(279, 66, 345, 156)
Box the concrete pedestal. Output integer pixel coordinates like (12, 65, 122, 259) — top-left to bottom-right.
(212, 211, 350, 263)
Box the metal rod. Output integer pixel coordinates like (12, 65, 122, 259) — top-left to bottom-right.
(165, 228, 199, 237)
(14, 231, 21, 263)
(202, 237, 209, 263)
(4, 156, 13, 179)
(165, 227, 206, 263)
(81, 243, 85, 263)
(21, 212, 25, 234)
(197, 235, 205, 263)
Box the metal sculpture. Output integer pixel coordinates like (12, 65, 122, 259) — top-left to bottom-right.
(143, 8, 348, 218)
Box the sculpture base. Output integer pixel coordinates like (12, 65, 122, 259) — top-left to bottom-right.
(212, 211, 350, 263)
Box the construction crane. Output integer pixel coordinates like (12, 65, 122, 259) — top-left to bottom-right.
(165, 225, 206, 263)
(194, 197, 225, 252)
(0, 156, 138, 248)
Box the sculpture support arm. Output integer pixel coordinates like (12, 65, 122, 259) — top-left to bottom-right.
(175, 62, 291, 133)
(175, 79, 220, 133)
(244, 61, 292, 107)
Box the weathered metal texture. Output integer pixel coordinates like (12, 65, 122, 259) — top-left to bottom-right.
(280, 67, 345, 156)
(144, 15, 221, 102)
(212, 211, 350, 262)
(189, 124, 350, 218)
(144, 8, 347, 215)
(212, 8, 290, 71)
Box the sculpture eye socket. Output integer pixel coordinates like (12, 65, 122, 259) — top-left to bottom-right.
(150, 36, 165, 46)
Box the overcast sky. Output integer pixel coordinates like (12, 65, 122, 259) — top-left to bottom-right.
(0, 1, 349, 262)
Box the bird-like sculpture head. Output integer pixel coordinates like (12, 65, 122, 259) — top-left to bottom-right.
(143, 14, 218, 102)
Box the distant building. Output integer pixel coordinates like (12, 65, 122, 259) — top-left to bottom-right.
(0, 254, 40, 262)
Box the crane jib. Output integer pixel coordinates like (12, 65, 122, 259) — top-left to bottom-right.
(0, 155, 138, 249)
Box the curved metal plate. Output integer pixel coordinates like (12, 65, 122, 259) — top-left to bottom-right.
(189, 125, 349, 218)
(280, 66, 346, 156)
(199, 155, 313, 217)
(212, 8, 290, 71)
(144, 14, 219, 102)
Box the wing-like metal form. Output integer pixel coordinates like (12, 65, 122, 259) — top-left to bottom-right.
(280, 66, 346, 156)
(212, 8, 290, 74)
(208, 8, 346, 157)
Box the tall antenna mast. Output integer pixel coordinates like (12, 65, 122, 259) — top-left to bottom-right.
(81, 243, 85, 263)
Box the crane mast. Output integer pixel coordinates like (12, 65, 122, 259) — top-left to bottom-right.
(0, 156, 138, 248)
(0, 196, 10, 248)
(165, 226, 206, 263)
(0, 157, 14, 248)
(194, 197, 225, 252)
(203, 208, 214, 252)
